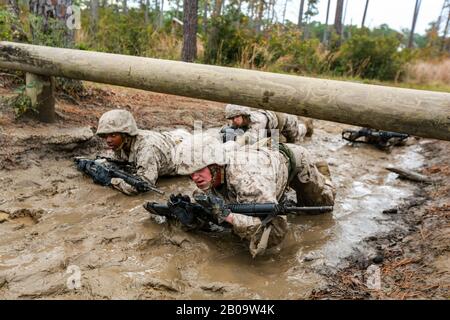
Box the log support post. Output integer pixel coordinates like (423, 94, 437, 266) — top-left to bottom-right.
(25, 72, 56, 123)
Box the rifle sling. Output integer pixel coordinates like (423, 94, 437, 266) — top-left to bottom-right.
(278, 143, 299, 187)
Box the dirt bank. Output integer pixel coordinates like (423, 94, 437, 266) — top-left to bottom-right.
(310, 141, 449, 299)
(0, 82, 448, 299)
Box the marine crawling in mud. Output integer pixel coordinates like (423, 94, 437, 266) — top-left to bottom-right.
(220, 104, 314, 145)
(146, 136, 336, 257)
(76, 109, 190, 195)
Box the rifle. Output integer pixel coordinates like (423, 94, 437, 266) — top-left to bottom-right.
(144, 193, 333, 227)
(342, 128, 409, 149)
(74, 157, 164, 195)
(220, 126, 245, 143)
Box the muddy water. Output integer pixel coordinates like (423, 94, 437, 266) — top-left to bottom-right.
(0, 121, 423, 299)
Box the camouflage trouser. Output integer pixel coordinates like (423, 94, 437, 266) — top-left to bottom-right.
(277, 113, 307, 144)
(286, 144, 336, 206)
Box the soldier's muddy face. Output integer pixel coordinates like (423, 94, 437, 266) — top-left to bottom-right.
(230, 115, 247, 127)
(105, 133, 124, 151)
(191, 167, 213, 191)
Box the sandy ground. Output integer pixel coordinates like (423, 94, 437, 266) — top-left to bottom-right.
(0, 81, 448, 299)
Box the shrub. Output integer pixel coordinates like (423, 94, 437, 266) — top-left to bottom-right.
(332, 34, 408, 80)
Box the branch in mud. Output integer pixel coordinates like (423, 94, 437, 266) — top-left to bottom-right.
(386, 167, 436, 184)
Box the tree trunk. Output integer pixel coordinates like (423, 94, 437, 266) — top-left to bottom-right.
(282, 0, 289, 24)
(441, 8, 450, 52)
(203, 0, 208, 34)
(205, 0, 223, 64)
(322, 0, 331, 44)
(214, 0, 223, 16)
(297, 0, 305, 27)
(145, 0, 150, 24)
(408, 0, 422, 48)
(271, 0, 276, 23)
(361, 0, 369, 28)
(342, 0, 348, 39)
(123, 0, 128, 13)
(159, 0, 165, 28)
(255, 0, 265, 33)
(90, 0, 99, 35)
(334, 0, 344, 44)
(182, 0, 198, 62)
(2, 42, 450, 140)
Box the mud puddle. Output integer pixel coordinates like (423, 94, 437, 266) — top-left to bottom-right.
(0, 120, 424, 299)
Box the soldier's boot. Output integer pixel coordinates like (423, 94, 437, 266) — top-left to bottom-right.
(315, 160, 331, 179)
(303, 118, 314, 137)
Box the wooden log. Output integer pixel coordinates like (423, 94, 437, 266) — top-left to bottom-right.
(25, 72, 55, 123)
(386, 166, 435, 184)
(1, 41, 449, 140)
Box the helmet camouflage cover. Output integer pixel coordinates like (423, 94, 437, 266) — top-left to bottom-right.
(225, 104, 252, 119)
(175, 135, 231, 175)
(96, 109, 139, 136)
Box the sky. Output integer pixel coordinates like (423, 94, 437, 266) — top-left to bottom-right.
(280, 0, 446, 35)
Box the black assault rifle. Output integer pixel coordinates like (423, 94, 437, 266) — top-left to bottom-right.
(74, 156, 164, 195)
(144, 193, 333, 228)
(220, 126, 245, 143)
(342, 128, 409, 149)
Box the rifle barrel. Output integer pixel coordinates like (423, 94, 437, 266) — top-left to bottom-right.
(284, 206, 334, 214)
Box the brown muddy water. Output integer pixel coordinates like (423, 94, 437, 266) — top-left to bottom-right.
(0, 121, 424, 299)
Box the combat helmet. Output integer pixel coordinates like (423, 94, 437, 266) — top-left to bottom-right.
(225, 104, 252, 119)
(175, 135, 231, 175)
(96, 109, 139, 136)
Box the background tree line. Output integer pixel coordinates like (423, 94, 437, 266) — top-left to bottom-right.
(1, 0, 449, 84)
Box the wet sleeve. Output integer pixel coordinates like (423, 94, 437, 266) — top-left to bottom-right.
(241, 113, 268, 145)
(110, 177, 138, 195)
(135, 145, 160, 186)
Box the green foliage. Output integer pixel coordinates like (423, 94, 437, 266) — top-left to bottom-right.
(265, 26, 325, 75)
(28, 14, 73, 48)
(5, 85, 35, 118)
(0, 8, 27, 41)
(331, 33, 409, 80)
(204, 7, 253, 65)
(0, 9, 15, 41)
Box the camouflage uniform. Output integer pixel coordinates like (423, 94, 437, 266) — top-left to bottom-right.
(96, 109, 190, 195)
(224, 104, 311, 145)
(176, 136, 335, 257)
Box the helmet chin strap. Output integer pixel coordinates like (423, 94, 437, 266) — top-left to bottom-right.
(209, 165, 225, 188)
(117, 134, 132, 153)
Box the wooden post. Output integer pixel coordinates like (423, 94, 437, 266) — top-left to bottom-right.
(25, 73, 56, 123)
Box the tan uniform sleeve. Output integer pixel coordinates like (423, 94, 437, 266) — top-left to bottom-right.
(110, 177, 138, 195)
(110, 143, 159, 195)
(239, 112, 269, 145)
(134, 145, 160, 186)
